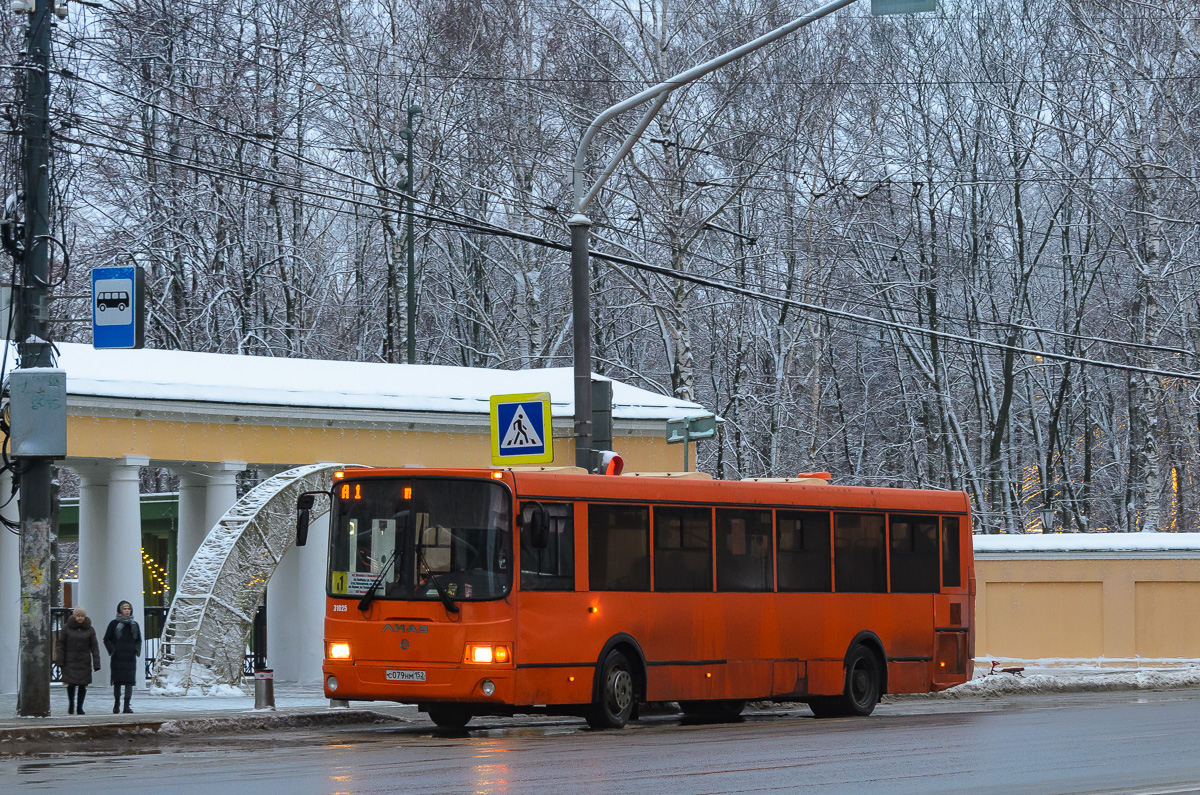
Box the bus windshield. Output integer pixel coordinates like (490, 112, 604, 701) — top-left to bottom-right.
(328, 477, 512, 602)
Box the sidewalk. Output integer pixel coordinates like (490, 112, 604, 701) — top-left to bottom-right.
(0, 683, 419, 747)
(4, 665, 1198, 748)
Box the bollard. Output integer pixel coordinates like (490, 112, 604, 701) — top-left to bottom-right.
(253, 668, 275, 710)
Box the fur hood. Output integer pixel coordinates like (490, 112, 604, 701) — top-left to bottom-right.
(65, 615, 94, 631)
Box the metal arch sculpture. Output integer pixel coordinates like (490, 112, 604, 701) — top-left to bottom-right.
(150, 463, 345, 693)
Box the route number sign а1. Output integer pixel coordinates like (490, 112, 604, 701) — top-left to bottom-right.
(490, 392, 553, 465)
(91, 266, 145, 349)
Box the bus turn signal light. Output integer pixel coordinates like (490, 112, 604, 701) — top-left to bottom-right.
(328, 641, 351, 660)
(466, 644, 512, 664)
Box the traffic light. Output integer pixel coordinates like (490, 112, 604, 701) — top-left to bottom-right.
(594, 450, 624, 476)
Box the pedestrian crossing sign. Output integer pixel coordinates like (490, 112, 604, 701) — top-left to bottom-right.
(490, 392, 553, 465)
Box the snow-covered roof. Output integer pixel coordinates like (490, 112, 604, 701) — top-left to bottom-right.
(975, 532, 1200, 554)
(47, 342, 705, 421)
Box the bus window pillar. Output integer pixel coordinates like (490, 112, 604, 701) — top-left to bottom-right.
(0, 469, 20, 694)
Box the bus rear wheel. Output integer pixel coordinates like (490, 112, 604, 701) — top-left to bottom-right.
(427, 705, 473, 729)
(843, 644, 882, 715)
(809, 644, 882, 718)
(586, 649, 635, 729)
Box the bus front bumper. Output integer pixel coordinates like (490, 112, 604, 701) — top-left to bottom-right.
(323, 660, 515, 704)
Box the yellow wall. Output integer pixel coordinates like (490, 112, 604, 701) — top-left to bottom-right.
(66, 414, 689, 473)
(976, 555, 1200, 664)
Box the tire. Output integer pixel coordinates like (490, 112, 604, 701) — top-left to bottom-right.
(679, 700, 745, 722)
(427, 704, 473, 729)
(586, 649, 635, 729)
(98, 304, 106, 312)
(117, 303, 127, 312)
(809, 644, 882, 718)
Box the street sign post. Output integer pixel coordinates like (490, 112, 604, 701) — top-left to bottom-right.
(91, 266, 145, 349)
(665, 414, 720, 472)
(491, 392, 554, 465)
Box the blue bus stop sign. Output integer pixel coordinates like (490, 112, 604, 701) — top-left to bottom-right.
(92, 266, 145, 349)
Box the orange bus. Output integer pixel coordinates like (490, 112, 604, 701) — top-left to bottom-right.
(300, 467, 974, 729)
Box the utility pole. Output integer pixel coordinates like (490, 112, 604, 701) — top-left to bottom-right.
(401, 104, 421, 365)
(12, 0, 62, 718)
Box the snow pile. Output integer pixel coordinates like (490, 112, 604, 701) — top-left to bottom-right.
(940, 663, 1200, 698)
(147, 681, 248, 697)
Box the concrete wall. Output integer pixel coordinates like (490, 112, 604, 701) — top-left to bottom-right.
(975, 549, 1200, 665)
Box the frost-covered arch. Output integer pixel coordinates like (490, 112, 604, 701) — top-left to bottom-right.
(151, 463, 344, 693)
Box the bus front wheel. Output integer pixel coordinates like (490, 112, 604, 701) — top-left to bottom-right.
(587, 649, 635, 729)
(427, 704, 473, 729)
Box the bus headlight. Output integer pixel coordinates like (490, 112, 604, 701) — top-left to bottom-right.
(465, 644, 511, 664)
(328, 641, 352, 660)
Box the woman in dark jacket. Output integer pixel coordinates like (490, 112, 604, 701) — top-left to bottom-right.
(55, 606, 101, 715)
(103, 600, 142, 714)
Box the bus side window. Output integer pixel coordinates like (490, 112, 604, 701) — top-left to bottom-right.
(889, 515, 939, 593)
(777, 511, 831, 592)
(520, 502, 574, 592)
(587, 504, 650, 592)
(941, 517, 962, 588)
(654, 506, 712, 592)
(715, 509, 773, 592)
(834, 513, 886, 593)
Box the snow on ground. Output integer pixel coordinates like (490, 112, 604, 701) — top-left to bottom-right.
(45, 682, 334, 713)
(940, 662, 1200, 698)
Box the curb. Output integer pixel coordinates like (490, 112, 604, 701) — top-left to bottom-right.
(0, 708, 402, 746)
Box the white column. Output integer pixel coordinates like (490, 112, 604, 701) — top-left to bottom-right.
(75, 461, 112, 683)
(0, 470, 19, 694)
(266, 532, 299, 682)
(174, 471, 208, 581)
(106, 456, 149, 688)
(172, 461, 245, 582)
(268, 510, 329, 685)
(205, 463, 243, 532)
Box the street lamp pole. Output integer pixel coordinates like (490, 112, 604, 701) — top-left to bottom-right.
(569, 0, 861, 470)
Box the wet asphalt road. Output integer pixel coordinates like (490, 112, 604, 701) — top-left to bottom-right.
(5, 690, 1200, 794)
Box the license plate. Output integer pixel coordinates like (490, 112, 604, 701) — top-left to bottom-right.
(386, 669, 426, 682)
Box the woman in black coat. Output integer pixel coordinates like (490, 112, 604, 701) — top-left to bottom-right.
(55, 606, 101, 714)
(103, 600, 142, 714)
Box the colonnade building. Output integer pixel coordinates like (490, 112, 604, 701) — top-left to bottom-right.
(0, 343, 702, 691)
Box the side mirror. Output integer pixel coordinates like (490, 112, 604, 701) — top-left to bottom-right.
(527, 504, 550, 550)
(296, 493, 316, 547)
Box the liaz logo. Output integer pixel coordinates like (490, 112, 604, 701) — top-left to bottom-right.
(382, 624, 429, 633)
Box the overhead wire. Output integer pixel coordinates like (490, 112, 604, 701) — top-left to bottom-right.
(60, 106, 1200, 367)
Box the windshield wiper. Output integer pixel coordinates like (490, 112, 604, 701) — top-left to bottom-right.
(357, 550, 397, 612)
(416, 546, 460, 614)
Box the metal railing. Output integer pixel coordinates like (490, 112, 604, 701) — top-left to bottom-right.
(51, 605, 266, 683)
